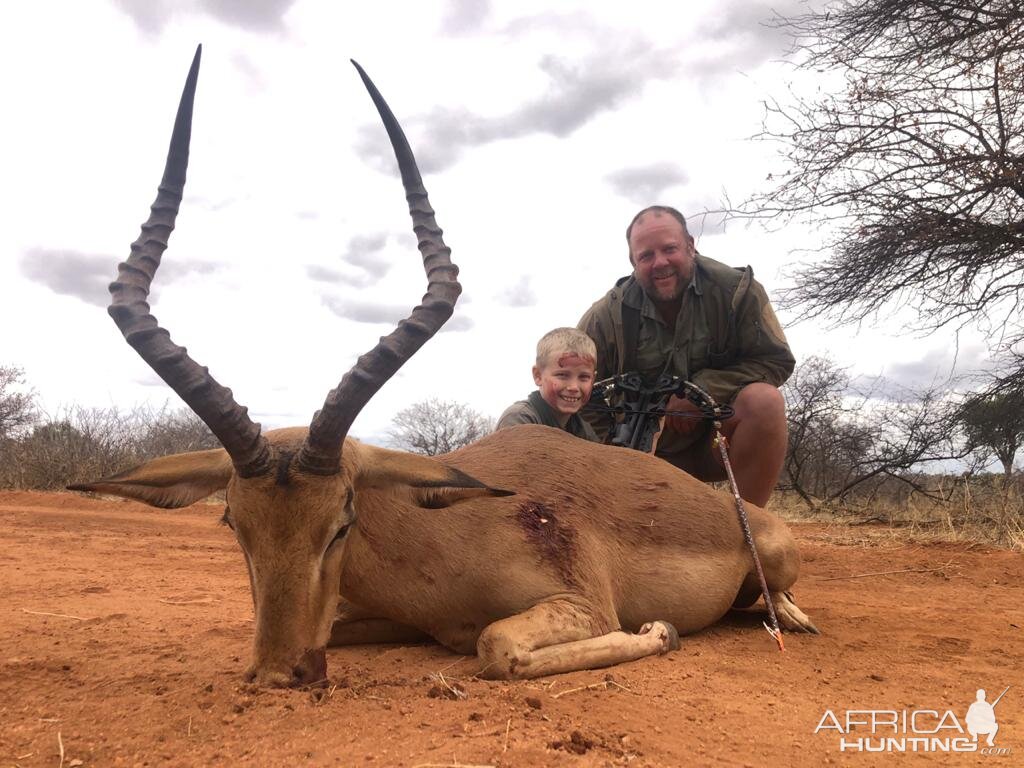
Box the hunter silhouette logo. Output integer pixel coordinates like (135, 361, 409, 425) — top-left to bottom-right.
(815, 685, 1012, 755)
(966, 687, 1009, 747)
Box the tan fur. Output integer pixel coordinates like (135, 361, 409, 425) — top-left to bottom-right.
(73, 422, 816, 685)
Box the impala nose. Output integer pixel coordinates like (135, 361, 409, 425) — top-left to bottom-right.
(243, 646, 328, 688)
(292, 646, 328, 688)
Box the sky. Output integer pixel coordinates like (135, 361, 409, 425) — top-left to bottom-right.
(0, 0, 996, 447)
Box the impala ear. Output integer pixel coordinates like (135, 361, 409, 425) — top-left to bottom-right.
(351, 443, 513, 506)
(68, 449, 233, 509)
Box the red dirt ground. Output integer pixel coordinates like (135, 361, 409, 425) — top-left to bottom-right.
(0, 489, 1021, 767)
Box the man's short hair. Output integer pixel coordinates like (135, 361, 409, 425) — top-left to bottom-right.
(625, 205, 689, 244)
(536, 327, 597, 368)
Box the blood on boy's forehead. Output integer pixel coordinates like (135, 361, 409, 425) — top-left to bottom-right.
(556, 353, 595, 369)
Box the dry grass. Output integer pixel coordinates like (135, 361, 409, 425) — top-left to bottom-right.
(771, 476, 1024, 551)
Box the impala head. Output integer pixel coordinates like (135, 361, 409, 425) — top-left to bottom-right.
(69, 47, 506, 687)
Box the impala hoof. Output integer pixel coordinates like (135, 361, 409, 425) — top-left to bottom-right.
(640, 620, 680, 652)
(775, 591, 821, 635)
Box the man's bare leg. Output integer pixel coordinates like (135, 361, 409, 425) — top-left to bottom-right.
(716, 383, 787, 507)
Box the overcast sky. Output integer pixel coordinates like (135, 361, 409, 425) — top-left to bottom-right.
(1, 0, 994, 445)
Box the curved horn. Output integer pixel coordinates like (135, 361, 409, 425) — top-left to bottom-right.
(297, 62, 461, 474)
(108, 45, 271, 477)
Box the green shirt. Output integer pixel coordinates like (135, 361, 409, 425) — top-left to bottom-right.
(496, 391, 601, 442)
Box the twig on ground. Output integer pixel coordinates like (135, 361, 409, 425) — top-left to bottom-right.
(815, 560, 957, 582)
(187, 716, 192, 737)
(429, 672, 467, 700)
(464, 728, 505, 738)
(436, 655, 471, 674)
(606, 679, 639, 695)
(57, 731, 64, 768)
(411, 763, 495, 768)
(158, 597, 215, 605)
(503, 717, 511, 753)
(551, 681, 610, 699)
(16, 753, 34, 760)
(550, 678, 638, 699)
(21, 609, 88, 621)
(468, 660, 499, 681)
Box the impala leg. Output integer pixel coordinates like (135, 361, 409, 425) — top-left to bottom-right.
(731, 517, 820, 634)
(328, 599, 430, 646)
(476, 601, 679, 680)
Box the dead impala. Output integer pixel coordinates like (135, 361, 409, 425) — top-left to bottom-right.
(71, 47, 818, 688)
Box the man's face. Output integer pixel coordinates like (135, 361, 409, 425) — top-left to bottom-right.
(629, 214, 695, 305)
(532, 354, 595, 420)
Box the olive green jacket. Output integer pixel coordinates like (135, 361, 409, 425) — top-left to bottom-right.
(577, 254, 795, 408)
(496, 391, 600, 442)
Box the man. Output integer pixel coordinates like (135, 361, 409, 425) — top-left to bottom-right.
(577, 205, 794, 506)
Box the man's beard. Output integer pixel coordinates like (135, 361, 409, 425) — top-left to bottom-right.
(648, 271, 683, 303)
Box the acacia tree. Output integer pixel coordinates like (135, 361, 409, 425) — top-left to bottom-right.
(387, 398, 493, 456)
(959, 389, 1024, 477)
(742, 1, 1024, 381)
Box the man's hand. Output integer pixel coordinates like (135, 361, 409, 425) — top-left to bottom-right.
(663, 395, 703, 435)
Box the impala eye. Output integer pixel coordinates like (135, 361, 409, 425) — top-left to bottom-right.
(328, 524, 350, 550)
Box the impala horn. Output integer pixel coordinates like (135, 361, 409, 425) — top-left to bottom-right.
(108, 45, 271, 477)
(297, 61, 461, 475)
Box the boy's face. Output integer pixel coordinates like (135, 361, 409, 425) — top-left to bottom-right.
(532, 353, 596, 419)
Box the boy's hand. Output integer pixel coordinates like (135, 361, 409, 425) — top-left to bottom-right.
(664, 395, 703, 435)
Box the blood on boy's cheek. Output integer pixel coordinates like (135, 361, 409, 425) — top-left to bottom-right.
(534, 357, 597, 416)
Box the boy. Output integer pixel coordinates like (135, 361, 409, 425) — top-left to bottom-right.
(496, 327, 600, 441)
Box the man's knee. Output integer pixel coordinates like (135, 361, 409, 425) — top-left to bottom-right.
(732, 383, 786, 425)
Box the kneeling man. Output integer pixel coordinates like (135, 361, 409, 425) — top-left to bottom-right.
(578, 205, 794, 506)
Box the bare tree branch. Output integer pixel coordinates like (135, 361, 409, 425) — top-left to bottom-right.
(737, 1, 1024, 372)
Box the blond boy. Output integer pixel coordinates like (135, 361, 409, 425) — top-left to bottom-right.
(496, 328, 600, 441)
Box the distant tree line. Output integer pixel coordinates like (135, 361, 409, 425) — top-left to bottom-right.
(3, 362, 1019, 494)
(780, 356, 1022, 513)
(0, 365, 218, 489)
